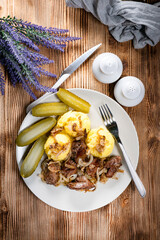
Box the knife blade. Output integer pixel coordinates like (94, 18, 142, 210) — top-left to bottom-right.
(26, 43, 102, 113)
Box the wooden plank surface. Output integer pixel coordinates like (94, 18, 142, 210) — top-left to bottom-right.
(0, 0, 159, 239)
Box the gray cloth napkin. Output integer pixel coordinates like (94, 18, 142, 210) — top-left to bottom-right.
(66, 0, 160, 48)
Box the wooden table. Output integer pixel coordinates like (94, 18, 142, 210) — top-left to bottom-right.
(0, 0, 159, 239)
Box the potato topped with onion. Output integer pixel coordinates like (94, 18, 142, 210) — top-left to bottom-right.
(57, 111, 90, 138)
(44, 133, 71, 161)
(86, 127, 114, 158)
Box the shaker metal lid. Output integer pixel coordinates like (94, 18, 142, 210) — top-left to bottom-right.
(114, 76, 145, 107)
(92, 53, 123, 83)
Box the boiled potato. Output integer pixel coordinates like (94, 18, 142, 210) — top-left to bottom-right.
(86, 127, 114, 158)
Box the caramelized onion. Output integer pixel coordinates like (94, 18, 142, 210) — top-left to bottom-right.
(78, 155, 94, 167)
(96, 168, 107, 181)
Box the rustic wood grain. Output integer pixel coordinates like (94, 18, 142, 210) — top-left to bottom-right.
(0, 0, 160, 239)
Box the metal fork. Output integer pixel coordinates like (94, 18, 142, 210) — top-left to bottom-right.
(99, 104, 146, 198)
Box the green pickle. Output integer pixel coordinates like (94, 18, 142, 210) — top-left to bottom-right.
(20, 135, 47, 178)
(57, 88, 91, 113)
(16, 117, 56, 146)
(32, 102, 69, 117)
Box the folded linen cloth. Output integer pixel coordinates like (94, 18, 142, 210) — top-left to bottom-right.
(66, 0, 160, 48)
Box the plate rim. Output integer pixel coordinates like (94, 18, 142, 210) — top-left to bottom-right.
(16, 88, 139, 212)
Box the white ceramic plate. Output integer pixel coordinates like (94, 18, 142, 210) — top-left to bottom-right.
(16, 89, 139, 212)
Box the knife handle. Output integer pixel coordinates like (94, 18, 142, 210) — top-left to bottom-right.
(26, 73, 70, 113)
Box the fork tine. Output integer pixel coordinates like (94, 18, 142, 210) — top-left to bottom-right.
(105, 104, 113, 118)
(99, 106, 108, 123)
(99, 106, 105, 122)
(101, 105, 111, 124)
(103, 104, 110, 121)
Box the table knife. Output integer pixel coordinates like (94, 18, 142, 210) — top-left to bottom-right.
(26, 43, 102, 113)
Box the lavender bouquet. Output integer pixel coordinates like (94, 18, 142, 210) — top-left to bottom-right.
(0, 16, 79, 99)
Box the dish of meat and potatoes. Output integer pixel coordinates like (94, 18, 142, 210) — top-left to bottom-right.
(16, 89, 139, 211)
(16, 88, 122, 192)
(40, 111, 122, 192)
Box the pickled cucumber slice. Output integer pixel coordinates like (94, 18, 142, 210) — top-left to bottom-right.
(57, 88, 91, 113)
(20, 135, 47, 178)
(16, 117, 56, 146)
(32, 102, 69, 117)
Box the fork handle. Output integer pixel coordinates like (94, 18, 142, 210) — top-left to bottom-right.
(118, 142, 146, 198)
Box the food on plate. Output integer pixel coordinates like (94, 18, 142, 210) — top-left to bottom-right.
(57, 88, 91, 113)
(41, 159, 61, 185)
(40, 151, 122, 191)
(32, 102, 69, 117)
(16, 117, 56, 146)
(57, 110, 90, 138)
(17, 93, 123, 189)
(86, 127, 114, 158)
(44, 133, 71, 161)
(40, 112, 122, 192)
(104, 156, 122, 178)
(20, 135, 47, 178)
(67, 176, 96, 191)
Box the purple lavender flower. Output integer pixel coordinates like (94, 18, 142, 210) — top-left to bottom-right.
(0, 21, 40, 51)
(20, 78, 37, 100)
(0, 68, 5, 95)
(4, 16, 69, 34)
(0, 16, 80, 98)
(20, 47, 54, 66)
(37, 67, 57, 78)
